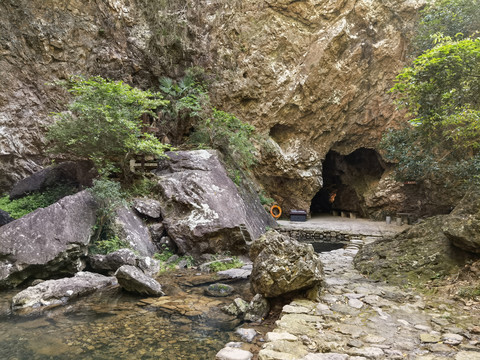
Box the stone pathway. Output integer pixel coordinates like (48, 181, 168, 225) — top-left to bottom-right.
(257, 237, 480, 360)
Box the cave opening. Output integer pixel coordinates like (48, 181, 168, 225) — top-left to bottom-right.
(310, 148, 386, 218)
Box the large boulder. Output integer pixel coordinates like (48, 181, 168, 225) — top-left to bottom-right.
(249, 230, 324, 298)
(115, 265, 164, 296)
(9, 161, 95, 200)
(441, 188, 480, 253)
(154, 150, 276, 255)
(354, 216, 475, 286)
(114, 207, 158, 257)
(11, 272, 117, 312)
(0, 191, 97, 288)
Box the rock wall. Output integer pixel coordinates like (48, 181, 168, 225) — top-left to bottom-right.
(187, 0, 426, 213)
(0, 0, 426, 215)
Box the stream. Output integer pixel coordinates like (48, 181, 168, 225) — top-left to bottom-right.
(0, 271, 254, 360)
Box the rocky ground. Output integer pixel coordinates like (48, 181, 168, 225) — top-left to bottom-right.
(256, 237, 480, 360)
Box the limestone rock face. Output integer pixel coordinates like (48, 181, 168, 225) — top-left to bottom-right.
(188, 0, 427, 213)
(155, 150, 275, 255)
(250, 231, 324, 298)
(11, 272, 117, 312)
(1, 0, 427, 217)
(0, 191, 97, 288)
(115, 265, 164, 296)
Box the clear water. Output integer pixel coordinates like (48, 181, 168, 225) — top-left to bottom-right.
(0, 275, 244, 360)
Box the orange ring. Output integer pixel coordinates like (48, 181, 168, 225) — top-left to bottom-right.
(270, 205, 282, 219)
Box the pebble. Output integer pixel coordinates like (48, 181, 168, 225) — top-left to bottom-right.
(348, 298, 364, 309)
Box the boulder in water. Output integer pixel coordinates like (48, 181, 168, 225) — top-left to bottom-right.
(115, 265, 164, 296)
(12, 271, 117, 312)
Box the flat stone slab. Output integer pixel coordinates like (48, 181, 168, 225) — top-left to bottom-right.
(216, 347, 253, 360)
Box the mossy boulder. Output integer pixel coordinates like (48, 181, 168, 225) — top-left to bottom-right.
(354, 216, 474, 287)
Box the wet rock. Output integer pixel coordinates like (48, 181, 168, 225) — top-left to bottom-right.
(9, 161, 94, 200)
(114, 207, 157, 257)
(154, 150, 275, 255)
(115, 265, 164, 296)
(250, 230, 323, 298)
(216, 346, 253, 360)
(0, 191, 97, 288)
(0, 210, 13, 226)
(244, 294, 270, 323)
(133, 198, 162, 219)
(236, 328, 257, 343)
(206, 283, 235, 297)
(223, 298, 249, 317)
(12, 272, 116, 311)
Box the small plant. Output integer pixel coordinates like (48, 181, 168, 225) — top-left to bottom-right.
(208, 257, 244, 272)
(88, 179, 129, 254)
(457, 286, 480, 299)
(258, 190, 275, 206)
(0, 184, 77, 219)
(126, 176, 158, 198)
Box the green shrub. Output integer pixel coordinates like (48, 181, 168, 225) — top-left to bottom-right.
(0, 185, 77, 219)
(159, 71, 257, 171)
(88, 179, 129, 254)
(47, 76, 172, 180)
(208, 257, 244, 272)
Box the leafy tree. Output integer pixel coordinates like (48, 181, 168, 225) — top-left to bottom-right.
(383, 36, 480, 185)
(414, 0, 480, 54)
(47, 76, 172, 179)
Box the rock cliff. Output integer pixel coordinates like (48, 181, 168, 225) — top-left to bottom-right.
(0, 0, 426, 215)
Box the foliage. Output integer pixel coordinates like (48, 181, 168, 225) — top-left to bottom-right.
(457, 285, 480, 299)
(159, 71, 257, 171)
(192, 108, 256, 169)
(47, 76, 172, 179)
(258, 190, 275, 206)
(208, 257, 244, 272)
(153, 246, 194, 273)
(383, 36, 480, 185)
(88, 179, 129, 254)
(414, 0, 480, 54)
(0, 185, 77, 219)
(126, 177, 158, 198)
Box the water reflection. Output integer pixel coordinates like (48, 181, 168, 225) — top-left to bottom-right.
(0, 276, 242, 360)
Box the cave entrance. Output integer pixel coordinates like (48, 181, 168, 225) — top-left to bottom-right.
(310, 148, 386, 218)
